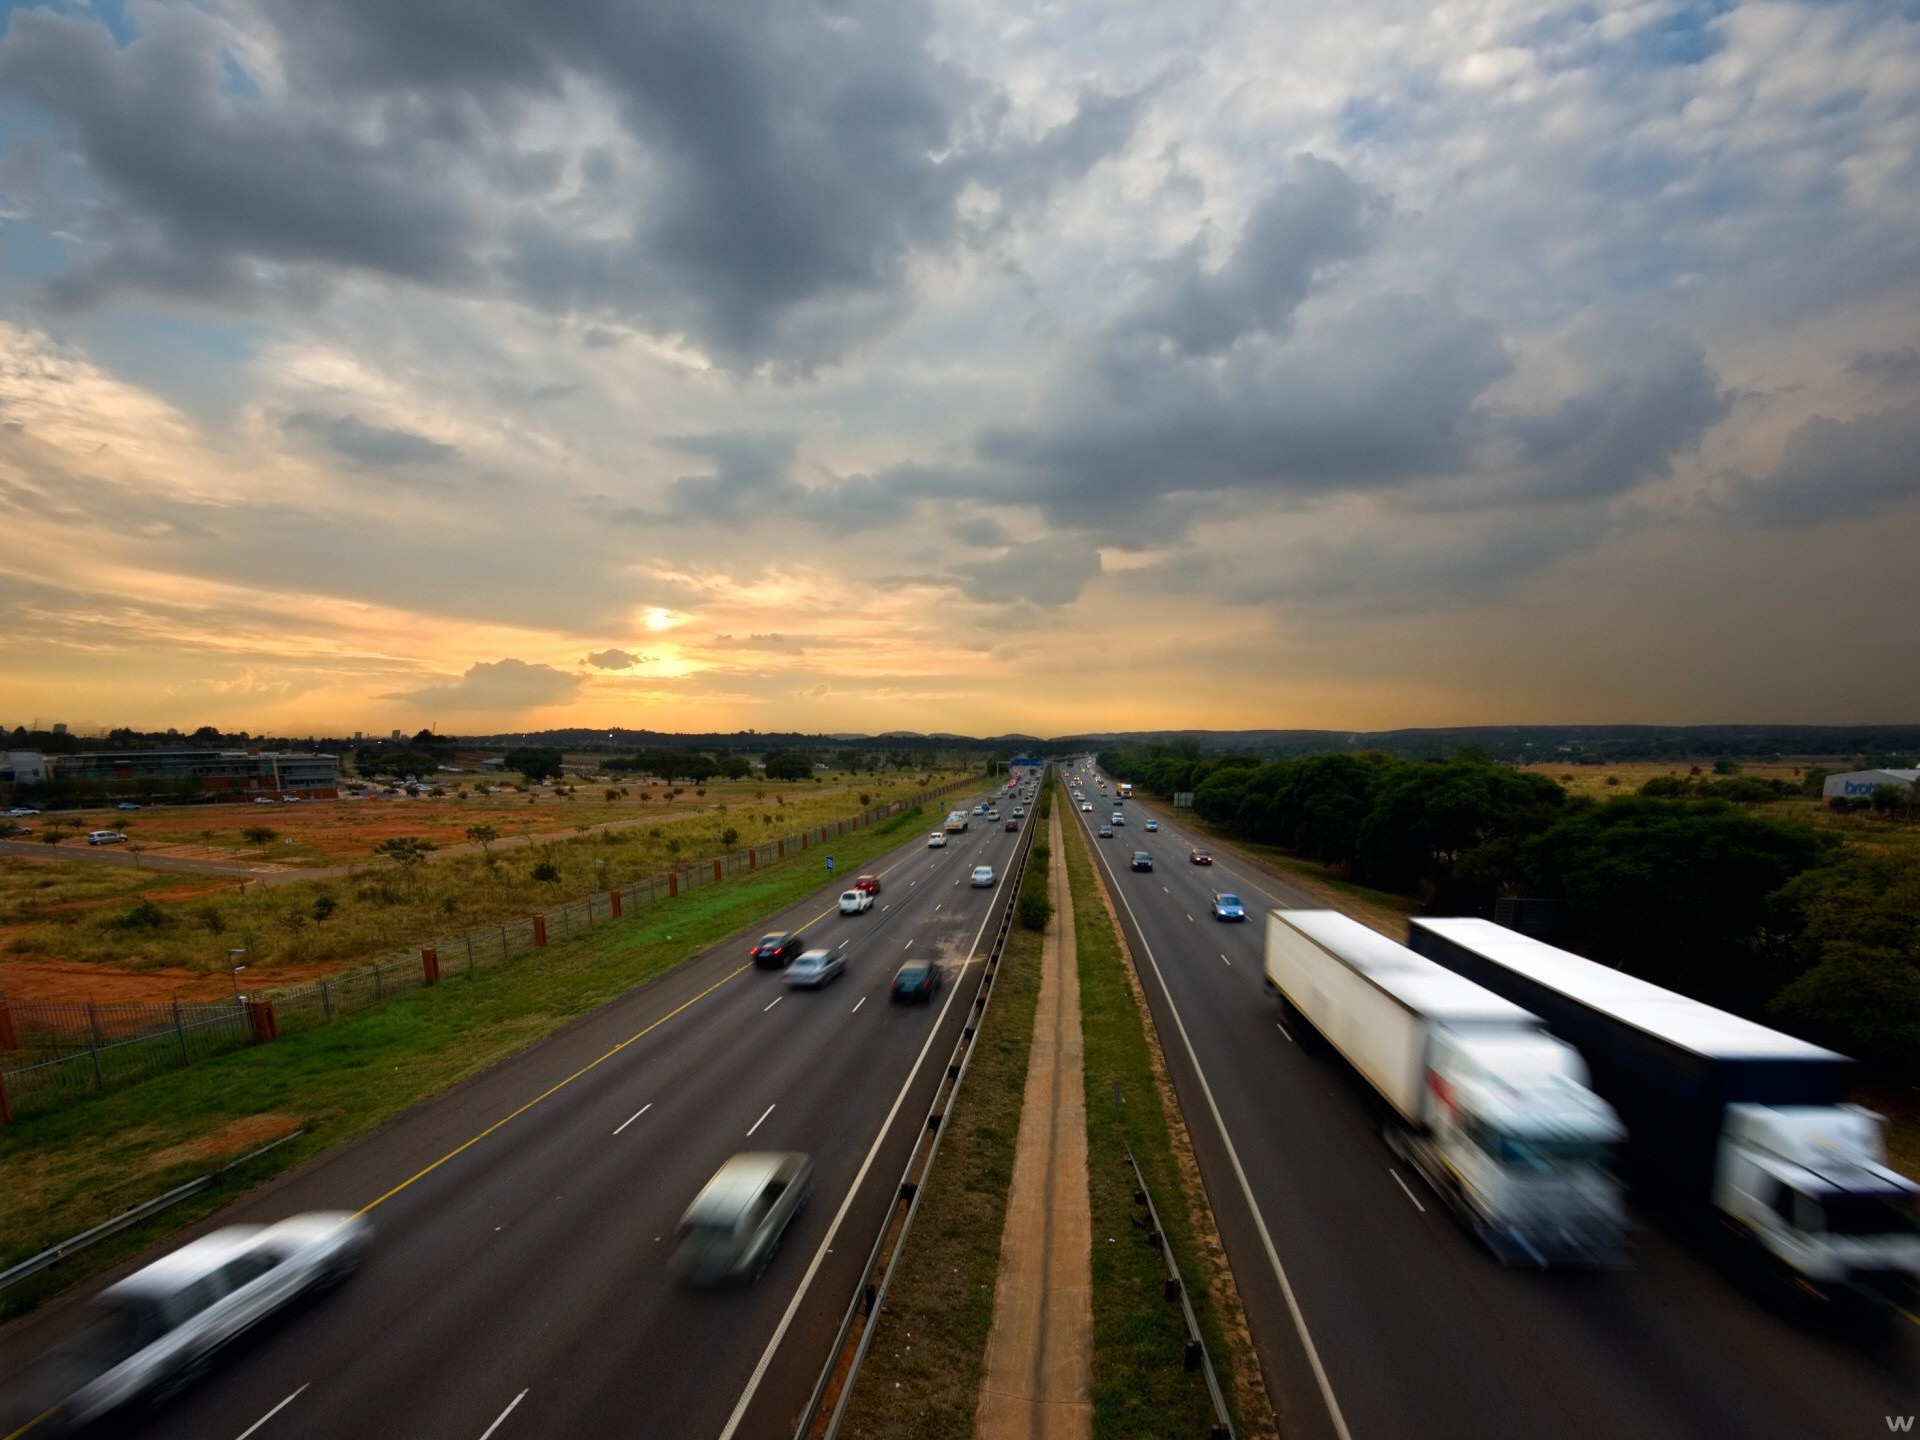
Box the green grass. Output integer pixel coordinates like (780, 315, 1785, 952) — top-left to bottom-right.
(0, 803, 938, 1320)
(834, 868, 1045, 1439)
(1061, 793, 1256, 1440)
(0, 859, 183, 925)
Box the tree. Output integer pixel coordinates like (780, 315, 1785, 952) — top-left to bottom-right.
(531, 861, 561, 884)
(720, 756, 752, 779)
(373, 836, 438, 871)
(721, 827, 741, 848)
(1771, 849, 1920, 1074)
(763, 750, 813, 781)
(242, 825, 278, 845)
(466, 824, 498, 852)
(504, 747, 564, 782)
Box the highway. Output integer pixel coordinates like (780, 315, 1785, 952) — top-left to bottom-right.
(0, 785, 1035, 1440)
(1061, 762, 1920, 1440)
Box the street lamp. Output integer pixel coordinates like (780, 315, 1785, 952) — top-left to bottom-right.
(227, 948, 248, 1000)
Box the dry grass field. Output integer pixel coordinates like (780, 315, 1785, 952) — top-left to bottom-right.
(0, 768, 969, 1003)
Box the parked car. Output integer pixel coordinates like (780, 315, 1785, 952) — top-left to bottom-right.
(86, 830, 128, 846)
(891, 961, 944, 1004)
(928, 831, 948, 848)
(854, 874, 881, 895)
(669, 1152, 813, 1285)
(4, 806, 39, 817)
(1098, 825, 1114, 838)
(785, 947, 847, 987)
(749, 932, 805, 968)
(970, 865, 995, 887)
(252, 797, 276, 805)
(1211, 892, 1247, 921)
(1189, 848, 1213, 865)
(1130, 851, 1153, 871)
(1144, 819, 1158, 832)
(838, 889, 873, 915)
(35, 1214, 371, 1428)
(115, 802, 142, 812)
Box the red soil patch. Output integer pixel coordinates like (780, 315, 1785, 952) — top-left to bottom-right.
(144, 1114, 303, 1173)
(0, 954, 363, 1004)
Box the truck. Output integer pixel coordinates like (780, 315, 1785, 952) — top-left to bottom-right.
(1265, 910, 1626, 1265)
(1117, 782, 1132, 798)
(943, 811, 969, 834)
(1409, 917, 1920, 1307)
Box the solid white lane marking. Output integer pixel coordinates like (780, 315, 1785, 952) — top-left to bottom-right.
(233, 1384, 309, 1440)
(747, 1103, 776, 1136)
(852, 996, 865, 1014)
(477, 1390, 528, 1440)
(1084, 824, 1355, 1440)
(1389, 1168, 1426, 1213)
(764, 995, 783, 1013)
(613, 1103, 652, 1135)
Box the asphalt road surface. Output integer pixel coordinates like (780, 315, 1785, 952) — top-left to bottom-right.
(1061, 762, 1920, 1440)
(0, 785, 1038, 1440)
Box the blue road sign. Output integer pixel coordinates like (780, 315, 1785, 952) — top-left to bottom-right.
(826, 856, 835, 872)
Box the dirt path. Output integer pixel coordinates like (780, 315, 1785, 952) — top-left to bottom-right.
(975, 808, 1094, 1440)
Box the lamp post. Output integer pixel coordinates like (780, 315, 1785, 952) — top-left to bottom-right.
(227, 948, 248, 1001)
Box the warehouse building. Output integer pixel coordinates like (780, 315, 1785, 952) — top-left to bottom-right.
(1822, 768, 1919, 802)
(37, 749, 339, 797)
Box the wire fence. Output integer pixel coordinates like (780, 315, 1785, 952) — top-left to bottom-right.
(0, 778, 978, 1122)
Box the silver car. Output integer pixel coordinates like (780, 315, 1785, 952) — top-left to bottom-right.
(38, 1213, 370, 1427)
(669, 1152, 814, 1284)
(784, 947, 847, 987)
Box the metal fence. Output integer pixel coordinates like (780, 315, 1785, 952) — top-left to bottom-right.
(0, 777, 977, 1121)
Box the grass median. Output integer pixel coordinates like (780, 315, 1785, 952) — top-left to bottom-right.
(1061, 793, 1272, 1440)
(0, 802, 941, 1323)
(832, 856, 1045, 1439)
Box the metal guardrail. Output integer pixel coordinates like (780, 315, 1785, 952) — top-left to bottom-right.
(0, 1129, 306, 1292)
(1125, 1144, 1235, 1440)
(795, 771, 1044, 1440)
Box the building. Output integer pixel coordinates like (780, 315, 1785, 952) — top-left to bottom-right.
(48, 749, 339, 797)
(1823, 768, 1919, 802)
(0, 751, 49, 784)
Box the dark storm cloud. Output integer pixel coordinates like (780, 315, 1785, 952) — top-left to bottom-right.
(282, 411, 457, 468)
(656, 432, 803, 521)
(0, 0, 1143, 367)
(1729, 403, 1920, 525)
(1848, 347, 1920, 388)
(1119, 156, 1379, 356)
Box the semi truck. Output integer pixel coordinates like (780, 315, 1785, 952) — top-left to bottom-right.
(1410, 917, 1920, 1307)
(1265, 910, 1626, 1265)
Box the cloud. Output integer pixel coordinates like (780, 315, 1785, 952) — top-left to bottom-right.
(656, 431, 803, 521)
(585, 648, 646, 670)
(283, 411, 455, 468)
(386, 658, 582, 710)
(1729, 404, 1920, 525)
(0, 0, 1142, 368)
(1848, 348, 1920, 389)
(949, 539, 1102, 607)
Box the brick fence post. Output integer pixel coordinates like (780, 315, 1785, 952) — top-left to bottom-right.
(0, 1067, 11, 1126)
(748, 848, 757, 869)
(532, 914, 548, 947)
(0, 996, 15, 1051)
(248, 998, 279, 1042)
(422, 947, 440, 985)
(668, 871, 679, 897)
(610, 890, 623, 918)
(778, 839, 786, 858)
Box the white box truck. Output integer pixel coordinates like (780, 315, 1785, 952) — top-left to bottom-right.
(1411, 917, 1920, 1309)
(1266, 910, 1627, 1266)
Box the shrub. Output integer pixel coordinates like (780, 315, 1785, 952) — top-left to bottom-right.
(242, 825, 278, 844)
(531, 861, 561, 884)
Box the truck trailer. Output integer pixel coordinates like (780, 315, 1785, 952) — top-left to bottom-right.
(1410, 917, 1920, 1307)
(1265, 910, 1626, 1266)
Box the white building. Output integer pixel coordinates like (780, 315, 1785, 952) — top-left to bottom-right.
(0, 751, 48, 784)
(1823, 768, 1919, 801)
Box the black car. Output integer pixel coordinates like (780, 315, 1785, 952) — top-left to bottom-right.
(1130, 851, 1153, 871)
(891, 961, 944, 1003)
(749, 932, 805, 968)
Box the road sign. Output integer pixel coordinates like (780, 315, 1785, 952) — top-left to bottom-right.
(1174, 792, 1195, 808)
(826, 856, 835, 872)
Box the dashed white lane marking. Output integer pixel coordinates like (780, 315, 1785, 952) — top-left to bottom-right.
(233, 1384, 309, 1440)
(1276, 1021, 1293, 1042)
(764, 996, 783, 1013)
(1389, 1168, 1426, 1213)
(747, 1103, 776, 1137)
(477, 1390, 528, 1440)
(904, 939, 913, 949)
(613, 1103, 652, 1135)
(1221, 954, 1232, 966)
(852, 996, 866, 1014)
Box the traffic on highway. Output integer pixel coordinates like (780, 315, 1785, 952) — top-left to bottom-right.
(1060, 759, 1920, 1440)
(0, 781, 1037, 1440)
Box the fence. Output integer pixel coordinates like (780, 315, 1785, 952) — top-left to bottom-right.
(0, 775, 979, 1122)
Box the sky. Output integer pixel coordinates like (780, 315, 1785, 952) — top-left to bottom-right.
(0, 0, 1916, 739)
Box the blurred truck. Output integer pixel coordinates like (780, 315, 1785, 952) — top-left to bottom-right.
(1410, 917, 1920, 1308)
(1265, 909, 1626, 1265)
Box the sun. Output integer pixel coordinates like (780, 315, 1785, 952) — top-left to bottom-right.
(644, 607, 673, 632)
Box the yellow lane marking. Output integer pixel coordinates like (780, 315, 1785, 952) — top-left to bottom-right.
(359, 814, 953, 1216)
(2, 1409, 52, 1440)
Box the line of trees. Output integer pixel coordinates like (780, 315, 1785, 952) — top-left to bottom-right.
(1099, 744, 1919, 1074)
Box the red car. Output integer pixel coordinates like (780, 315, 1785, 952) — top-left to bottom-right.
(854, 874, 881, 896)
(1189, 848, 1213, 865)
(1005, 819, 1020, 832)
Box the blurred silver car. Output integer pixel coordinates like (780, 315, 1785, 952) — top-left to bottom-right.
(669, 1152, 814, 1284)
(38, 1213, 370, 1427)
(784, 947, 846, 987)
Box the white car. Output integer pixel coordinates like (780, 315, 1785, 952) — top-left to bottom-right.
(86, 830, 128, 846)
(1144, 819, 1158, 832)
(986, 808, 1000, 821)
(928, 831, 948, 848)
(1081, 803, 1094, 812)
(785, 947, 847, 987)
(970, 865, 995, 887)
(39, 1214, 370, 1428)
(838, 889, 873, 915)
(5, 807, 40, 817)
(1111, 812, 1126, 826)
